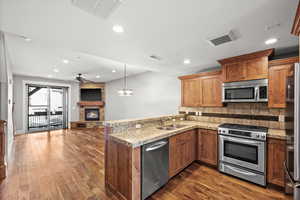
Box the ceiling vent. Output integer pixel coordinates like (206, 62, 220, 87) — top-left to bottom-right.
(208, 31, 236, 47)
(71, 0, 122, 19)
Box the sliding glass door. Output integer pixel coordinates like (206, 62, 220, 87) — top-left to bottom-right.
(27, 84, 68, 132)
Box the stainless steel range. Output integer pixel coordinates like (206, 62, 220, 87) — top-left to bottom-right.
(218, 123, 267, 186)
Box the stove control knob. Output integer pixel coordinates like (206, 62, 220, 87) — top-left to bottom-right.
(261, 135, 266, 139)
(256, 135, 260, 138)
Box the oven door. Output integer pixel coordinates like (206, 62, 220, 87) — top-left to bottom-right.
(219, 135, 265, 172)
(223, 86, 256, 102)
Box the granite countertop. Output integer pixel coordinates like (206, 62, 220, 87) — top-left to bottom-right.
(109, 121, 287, 147)
(268, 129, 287, 140)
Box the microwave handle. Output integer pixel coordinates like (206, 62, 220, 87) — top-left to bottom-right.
(255, 87, 259, 100)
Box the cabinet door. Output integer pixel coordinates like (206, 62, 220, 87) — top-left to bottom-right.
(183, 131, 196, 166)
(169, 130, 196, 178)
(267, 138, 286, 187)
(198, 129, 218, 166)
(201, 76, 222, 107)
(223, 62, 246, 82)
(169, 136, 182, 177)
(181, 78, 201, 107)
(244, 57, 268, 80)
(268, 64, 293, 108)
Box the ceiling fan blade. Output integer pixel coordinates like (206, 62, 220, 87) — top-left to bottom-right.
(82, 77, 96, 83)
(74, 73, 97, 83)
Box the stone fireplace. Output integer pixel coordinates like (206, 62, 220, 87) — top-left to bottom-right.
(70, 82, 105, 129)
(85, 108, 100, 121)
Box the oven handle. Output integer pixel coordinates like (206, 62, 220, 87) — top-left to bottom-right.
(222, 136, 262, 146)
(226, 165, 257, 176)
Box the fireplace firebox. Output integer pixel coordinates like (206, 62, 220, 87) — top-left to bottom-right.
(85, 108, 100, 121)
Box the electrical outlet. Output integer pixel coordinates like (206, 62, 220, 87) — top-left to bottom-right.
(135, 124, 142, 129)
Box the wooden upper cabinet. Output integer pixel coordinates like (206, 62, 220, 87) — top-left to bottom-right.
(291, 1, 300, 36)
(244, 57, 268, 80)
(218, 49, 274, 83)
(268, 57, 298, 108)
(201, 75, 222, 107)
(179, 70, 223, 107)
(268, 65, 292, 108)
(181, 78, 201, 107)
(223, 62, 246, 82)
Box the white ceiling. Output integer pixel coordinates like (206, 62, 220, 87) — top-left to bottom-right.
(0, 0, 299, 82)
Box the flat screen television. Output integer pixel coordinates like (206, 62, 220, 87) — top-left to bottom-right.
(80, 89, 101, 101)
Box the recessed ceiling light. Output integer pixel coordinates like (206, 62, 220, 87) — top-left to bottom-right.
(53, 68, 59, 73)
(265, 38, 278, 45)
(112, 25, 124, 33)
(112, 69, 117, 73)
(183, 59, 191, 65)
(24, 37, 32, 42)
(47, 75, 53, 78)
(96, 75, 100, 78)
(62, 59, 69, 64)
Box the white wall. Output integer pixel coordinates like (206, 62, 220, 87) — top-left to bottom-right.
(0, 32, 14, 161)
(105, 72, 181, 120)
(13, 75, 80, 134)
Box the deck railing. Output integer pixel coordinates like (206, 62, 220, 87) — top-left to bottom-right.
(28, 111, 63, 129)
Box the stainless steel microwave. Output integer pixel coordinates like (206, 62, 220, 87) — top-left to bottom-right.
(222, 79, 268, 103)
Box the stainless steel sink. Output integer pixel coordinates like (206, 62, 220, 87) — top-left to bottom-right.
(157, 124, 187, 130)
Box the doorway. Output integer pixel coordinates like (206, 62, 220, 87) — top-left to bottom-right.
(27, 84, 68, 132)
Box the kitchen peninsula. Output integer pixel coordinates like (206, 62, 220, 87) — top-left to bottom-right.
(104, 113, 287, 200)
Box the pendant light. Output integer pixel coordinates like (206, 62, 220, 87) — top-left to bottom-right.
(118, 64, 133, 96)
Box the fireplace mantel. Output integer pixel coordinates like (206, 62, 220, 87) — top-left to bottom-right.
(77, 101, 105, 107)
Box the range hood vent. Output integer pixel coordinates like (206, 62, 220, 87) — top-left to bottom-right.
(208, 31, 236, 46)
(71, 0, 122, 19)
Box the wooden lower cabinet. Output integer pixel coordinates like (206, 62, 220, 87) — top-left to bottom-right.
(267, 138, 286, 187)
(169, 130, 196, 178)
(0, 121, 6, 180)
(105, 139, 141, 200)
(197, 129, 218, 167)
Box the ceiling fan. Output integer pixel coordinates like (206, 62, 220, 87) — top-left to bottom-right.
(75, 73, 95, 83)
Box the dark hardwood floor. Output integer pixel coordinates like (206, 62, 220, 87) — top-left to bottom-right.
(0, 129, 292, 200)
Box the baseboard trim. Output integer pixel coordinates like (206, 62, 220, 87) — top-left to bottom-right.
(15, 129, 26, 135)
(0, 164, 6, 180)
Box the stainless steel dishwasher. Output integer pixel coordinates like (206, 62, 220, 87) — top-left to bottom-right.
(142, 138, 169, 200)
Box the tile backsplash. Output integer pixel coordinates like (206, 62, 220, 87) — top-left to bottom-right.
(179, 103, 286, 129)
